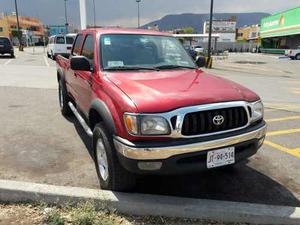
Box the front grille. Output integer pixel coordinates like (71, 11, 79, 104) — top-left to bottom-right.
(181, 107, 248, 136)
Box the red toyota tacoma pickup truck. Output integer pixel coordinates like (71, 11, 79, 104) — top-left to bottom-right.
(56, 28, 266, 191)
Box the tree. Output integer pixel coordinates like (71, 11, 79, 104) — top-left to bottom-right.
(183, 27, 194, 34)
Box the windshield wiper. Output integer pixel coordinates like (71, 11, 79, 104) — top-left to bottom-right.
(155, 65, 197, 70)
(104, 66, 157, 71)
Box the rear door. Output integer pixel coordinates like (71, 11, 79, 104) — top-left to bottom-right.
(54, 36, 66, 54)
(75, 33, 95, 113)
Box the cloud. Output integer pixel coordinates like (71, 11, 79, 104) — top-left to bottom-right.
(0, 0, 299, 27)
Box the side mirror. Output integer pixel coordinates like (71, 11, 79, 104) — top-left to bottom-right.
(195, 56, 206, 68)
(70, 56, 93, 71)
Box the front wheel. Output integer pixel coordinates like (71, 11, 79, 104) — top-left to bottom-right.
(93, 123, 136, 191)
(295, 54, 300, 60)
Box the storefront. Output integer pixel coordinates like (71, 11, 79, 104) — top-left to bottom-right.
(260, 7, 300, 54)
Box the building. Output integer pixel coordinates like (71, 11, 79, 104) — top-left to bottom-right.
(237, 24, 260, 44)
(260, 7, 300, 54)
(0, 13, 45, 45)
(48, 25, 68, 36)
(203, 17, 237, 42)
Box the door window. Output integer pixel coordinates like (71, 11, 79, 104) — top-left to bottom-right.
(72, 34, 83, 56)
(55, 36, 65, 44)
(66, 36, 75, 45)
(81, 34, 94, 62)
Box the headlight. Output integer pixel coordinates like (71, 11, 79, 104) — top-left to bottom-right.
(124, 114, 171, 136)
(141, 116, 170, 135)
(251, 101, 264, 122)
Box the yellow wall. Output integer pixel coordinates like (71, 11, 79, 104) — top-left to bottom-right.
(237, 25, 260, 42)
(0, 19, 10, 38)
(0, 15, 45, 38)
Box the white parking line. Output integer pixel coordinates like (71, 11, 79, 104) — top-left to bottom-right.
(4, 59, 13, 65)
(43, 56, 50, 67)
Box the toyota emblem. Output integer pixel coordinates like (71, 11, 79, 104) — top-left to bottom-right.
(213, 115, 224, 126)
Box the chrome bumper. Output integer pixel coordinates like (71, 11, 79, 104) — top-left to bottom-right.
(114, 125, 267, 160)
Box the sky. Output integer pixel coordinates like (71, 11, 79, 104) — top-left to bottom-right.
(0, 0, 299, 28)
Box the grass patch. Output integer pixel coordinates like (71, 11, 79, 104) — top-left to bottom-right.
(44, 209, 65, 225)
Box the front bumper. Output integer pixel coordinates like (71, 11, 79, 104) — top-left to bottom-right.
(114, 122, 266, 160)
(114, 121, 266, 174)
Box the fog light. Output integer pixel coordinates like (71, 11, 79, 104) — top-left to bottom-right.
(138, 162, 162, 171)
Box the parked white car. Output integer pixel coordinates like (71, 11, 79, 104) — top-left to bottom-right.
(47, 34, 76, 59)
(285, 47, 300, 60)
(193, 45, 204, 54)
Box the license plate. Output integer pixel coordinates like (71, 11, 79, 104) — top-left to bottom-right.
(207, 147, 235, 169)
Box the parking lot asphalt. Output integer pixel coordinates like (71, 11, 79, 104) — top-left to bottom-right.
(0, 48, 299, 207)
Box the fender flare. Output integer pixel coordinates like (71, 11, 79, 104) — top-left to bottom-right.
(89, 99, 116, 134)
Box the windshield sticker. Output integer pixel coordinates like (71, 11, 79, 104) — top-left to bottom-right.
(108, 61, 124, 67)
(104, 37, 111, 45)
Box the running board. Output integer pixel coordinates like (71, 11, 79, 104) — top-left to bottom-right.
(68, 102, 93, 137)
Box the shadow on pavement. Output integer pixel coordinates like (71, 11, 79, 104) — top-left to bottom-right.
(70, 115, 300, 207)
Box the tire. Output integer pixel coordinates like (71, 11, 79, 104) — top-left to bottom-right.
(51, 51, 55, 60)
(295, 54, 300, 60)
(58, 79, 72, 116)
(10, 53, 14, 58)
(93, 122, 136, 191)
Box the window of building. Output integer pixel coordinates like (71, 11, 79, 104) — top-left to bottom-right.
(0, 27, 3, 32)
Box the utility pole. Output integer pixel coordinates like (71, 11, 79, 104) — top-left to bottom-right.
(206, 0, 214, 68)
(14, 0, 23, 51)
(136, 0, 141, 28)
(79, 0, 87, 30)
(93, 0, 96, 27)
(64, 0, 69, 33)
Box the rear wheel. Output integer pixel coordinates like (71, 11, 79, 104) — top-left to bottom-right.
(295, 54, 300, 60)
(58, 79, 72, 116)
(93, 123, 136, 191)
(51, 51, 55, 60)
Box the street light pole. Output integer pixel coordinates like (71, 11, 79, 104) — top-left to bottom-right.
(136, 0, 141, 28)
(64, 0, 69, 33)
(93, 0, 96, 27)
(207, 0, 214, 68)
(14, 0, 23, 51)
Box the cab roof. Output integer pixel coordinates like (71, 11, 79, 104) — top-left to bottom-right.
(80, 27, 172, 36)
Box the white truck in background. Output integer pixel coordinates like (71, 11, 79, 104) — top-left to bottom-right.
(47, 34, 76, 60)
(285, 47, 300, 60)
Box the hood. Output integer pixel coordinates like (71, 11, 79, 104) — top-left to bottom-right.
(106, 69, 259, 113)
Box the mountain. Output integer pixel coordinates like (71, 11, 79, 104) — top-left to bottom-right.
(142, 13, 270, 32)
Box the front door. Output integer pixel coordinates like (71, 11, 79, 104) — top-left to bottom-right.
(75, 33, 95, 114)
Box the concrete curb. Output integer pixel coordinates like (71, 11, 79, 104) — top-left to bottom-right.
(0, 179, 299, 225)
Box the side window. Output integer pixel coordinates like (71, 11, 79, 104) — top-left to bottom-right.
(55, 36, 65, 44)
(81, 34, 94, 62)
(72, 34, 83, 56)
(66, 36, 74, 45)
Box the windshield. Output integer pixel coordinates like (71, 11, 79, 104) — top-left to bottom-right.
(100, 34, 196, 70)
